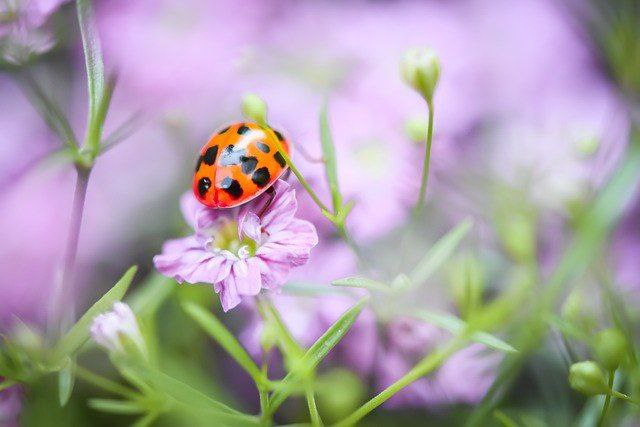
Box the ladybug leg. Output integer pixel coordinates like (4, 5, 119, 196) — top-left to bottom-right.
(258, 186, 277, 217)
(282, 169, 292, 181)
(292, 141, 324, 164)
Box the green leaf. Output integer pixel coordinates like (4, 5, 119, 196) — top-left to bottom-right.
(88, 398, 146, 415)
(76, 0, 105, 128)
(411, 310, 517, 354)
(182, 302, 263, 386)
(128, 274, 176, 319)
(132, 411, 160, 427)
(331, 276, 391, 293)
(268, 298, 368, 414)
(409, 218, 473, 287)
(259, 299, 304, 360)
(58, 357, 75, 406)
(319, 102, 342, 213)
(51, 266, 137, 364)
(130, 363, 258, 425)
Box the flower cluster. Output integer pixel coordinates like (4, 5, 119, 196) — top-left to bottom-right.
(154, 180, 318, 311)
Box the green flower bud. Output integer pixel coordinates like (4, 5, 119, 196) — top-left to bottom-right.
(569, 361, 609, 396)
(317, 368, 366, 422)
(574, 136, 600, 157)
(400, 47, 440, 103)
(561, 290, 596, 333)
(404, 114, 428, 143)
(242, 93, 268, 126)
(497, 212, 536, 263)
(593, 328, 628, 371)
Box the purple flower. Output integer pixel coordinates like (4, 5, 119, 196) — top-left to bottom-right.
(376, 318, 501, 408)
(154, 180, 318, 311)
(0, 384, 22, 427)
(90, 302, 146, 357)
(0, 0, 68, 64)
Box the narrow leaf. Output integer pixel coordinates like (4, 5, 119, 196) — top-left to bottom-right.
(51, 266, 137, 364)
(410, 218, 473, 287)
(259, 299, 304, 360)
(88, 398, 145, 415)
(331, 276, 391, 293)
(58, 357, 75, 406)
(182, 302, 263, 385)
(76, 0, 105, 125)
(130, 363, 258, 425)
(269, 298, 368, 414)
(319, 102, 342, 213)
(412, 310, 517, 354)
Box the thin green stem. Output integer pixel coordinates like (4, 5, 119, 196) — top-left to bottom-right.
(75, 365, 138, 399)
(259, 387, 271, 427)
(305, 386, 322, 427)
(598, 371, 615, 427)
(273, 139, 331, 215)
(413, 101, 435, 216)
(334, 337, 463, 427)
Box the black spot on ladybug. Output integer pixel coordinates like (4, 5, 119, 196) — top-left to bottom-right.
(273, 130, 284, 141)
(252, 167, 271, 188)
(219, 126, 230, 134)
(220, 177, 243, 199)
(195, 155, 204, 172)
(273, 151, 286, 168)
(237, 125, 250, 135)
(220, 144, 247, 166)
(240, 156, 258, 174)
(256, 142, 270, 153)
(197, 177, 211, 198)
(203, 145, 219, 166)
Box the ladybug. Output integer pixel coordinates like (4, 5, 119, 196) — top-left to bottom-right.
(193, 122, 291, 208)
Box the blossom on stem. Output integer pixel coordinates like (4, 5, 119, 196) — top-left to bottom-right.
(90, 302, 146, 357)
(153, 180, 318, 312)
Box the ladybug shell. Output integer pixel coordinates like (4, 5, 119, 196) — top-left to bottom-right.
(193, 122, 290, 208)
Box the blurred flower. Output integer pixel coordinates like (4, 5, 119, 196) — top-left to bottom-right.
(90, 302, 146, 357)
(0, 0, 67, 64)
(377, 318, 501, 407)
(0, 383, 21, 427)
(154, 180, 318, 311)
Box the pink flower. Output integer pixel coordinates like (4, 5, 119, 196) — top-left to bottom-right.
(154, 180, 318, 312)
(0, 383, 21, 427)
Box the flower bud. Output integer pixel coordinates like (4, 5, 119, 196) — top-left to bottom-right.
(569, 361, 609, 396)
(90, 302, 147, 359)
(400, 47, 440, 103)
(242, 93, 268, 126)
(317, 368, 366, 422)
(497, 212, 536, 263)
(404, 114, 428, 143)
(592, 328, 628, 371)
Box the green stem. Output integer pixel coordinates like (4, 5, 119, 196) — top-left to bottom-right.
(598, 371, 615, 427)
(334, 338, 463, 427)
(305, 386, 323, 427)
(273, 139, 331, 216)
(259, 387, 271, 427)
(75, 365, 138, 399)
(413, 101, 435, 216)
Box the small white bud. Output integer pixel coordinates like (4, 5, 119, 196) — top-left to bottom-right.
(400, 47, 440, 103)
(90, 302, 146, 359)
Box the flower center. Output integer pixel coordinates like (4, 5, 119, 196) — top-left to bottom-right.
(210, 219, 257, 257)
